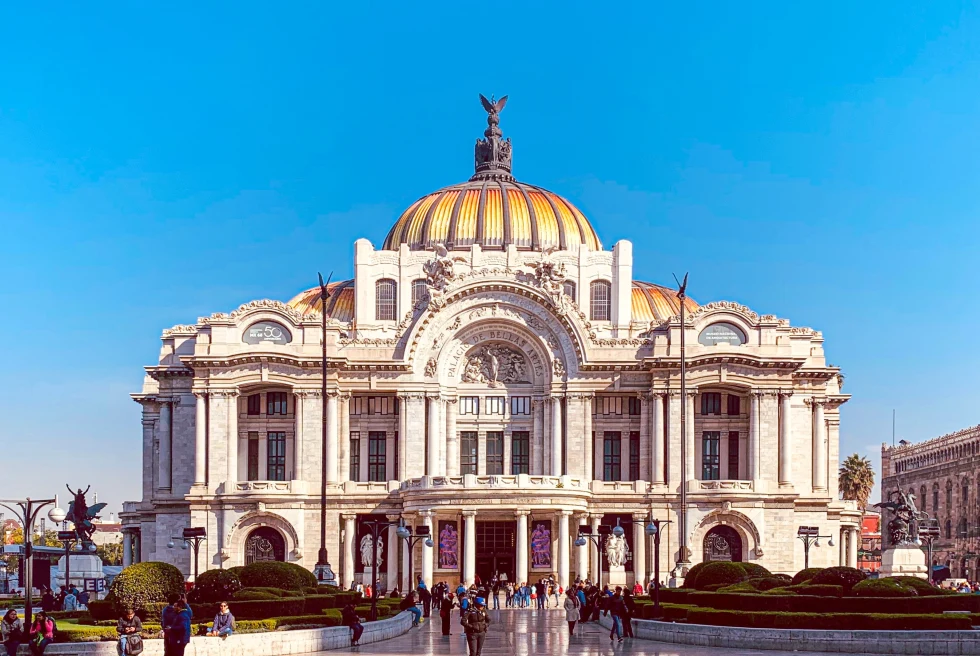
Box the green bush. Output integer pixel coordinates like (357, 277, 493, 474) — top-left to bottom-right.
(640, 602, 694, 620)
(238, 586, 291, 598)
(329, 591, 364, 608)
(304, 587, 322, 596)
(886, 576, 946, 596)
(85, 600, 115, 621)
(140, 602, 168, 622)
(239, 562, 317, 591)
(852, 579, 914, 598)
(717, 582, 758, 594)
(685, 608, 971, 630)
(791, 568, 823, 585)
(303, 595, 335, 614)
(322, 608, 343, 625)
(226, 566, 245, 579)
(47, 611, 87, 620)
(810, 566, 866, 593)
(751, 576, 791, 591)
(228, 598, 306, 619)
(681, 562, 708, 589)
(232, 590, 280, 601)
(694, 562, 748, 590)
(738, 563, 771, 578)
(189, 569, 242, 604)
(234, 619, 279, 633)
(269, 614, 337, 629)
(763, 587, 797, 596)
(105, 562, 185, 615)
(683, 589, 980, 615)
(784, 584, 843, 597)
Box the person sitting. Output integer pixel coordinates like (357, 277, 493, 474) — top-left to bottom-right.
(207, 602, 235, 638)
(116, 607, 143, 655)
(2, 608, 23, 656)
(399, 591, 423, 626)
(28, 612, 55, 656)
(341, 603, 364, 646)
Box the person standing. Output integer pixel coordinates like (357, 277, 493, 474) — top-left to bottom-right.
(622, 589, 636, 638)
(534, 580, 546, 609)
(491, 580, 501, 610)
(439, 592, 455, 636)
(40, 590, 55, 614)
(77, 589, 90, 610)
(562, 589, 580, 636)
(116, 607, 143, 655)
(418, 584, 432, 618)
(1, 609, 22, 656)
(462, 597, 491, 656)
(341, 603, 363, 646)
(166, 601, 192, 656)
(607, 587, 626, 643)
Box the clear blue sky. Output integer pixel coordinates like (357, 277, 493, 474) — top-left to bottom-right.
(2, 2, 978, 512)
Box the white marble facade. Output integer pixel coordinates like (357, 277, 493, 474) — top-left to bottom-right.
(121, 107, 861, 588)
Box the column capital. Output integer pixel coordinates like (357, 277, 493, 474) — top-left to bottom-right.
(514, 509, 530, 517)
(210, 389, 239, 399)
(192, 391, 208, 400)
(632, 512, 648, 522)
(549, 394, 565, 402)
(805, 396, 827, 407)
(325, 390, 341, 399)
(427, 393, 442, 402)
(779, 389, 795, 399)
(419, 509, 434, 519)
(341, 513, 357, 521)
(566, 392, 594, 401)
(294, 389, 322, 399)
(386, 514, 401, 523)
(445, 397, 458, 406)
(399, 393, 427, 401)
(462, 510, 477, 518)
(557, 509, 573, 517)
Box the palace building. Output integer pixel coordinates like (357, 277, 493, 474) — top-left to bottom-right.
(120, 98, 859, 589)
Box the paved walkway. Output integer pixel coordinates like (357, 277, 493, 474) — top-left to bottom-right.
(342, 608, 827, 656)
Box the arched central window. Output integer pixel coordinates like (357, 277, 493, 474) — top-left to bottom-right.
(946, 480, 953, 512)
(411, 278, 428, 307)
(590, 280, 611, 321)
(375, 279, 397, 321)
(562, 280, 576, 303)
(933, 483, 940, 512)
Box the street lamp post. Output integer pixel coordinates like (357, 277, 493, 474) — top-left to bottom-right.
(315, 272, 338, 587)
(675, 273, 690, 576)
(796, 526, 833, 570)
(0, 498, 65, 626)
(0, 561, 7, 595)
(396, 523, 432, 600)
(56, 531, 82, 593)
(918, 520, 940, 584)
(167, 527, 207, 583)
(645, 518, 673, 617)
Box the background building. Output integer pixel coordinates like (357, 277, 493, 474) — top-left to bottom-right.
(881, 424, 980, 580)
(121, 101, 858, 588)
(857, 508, 881, 573)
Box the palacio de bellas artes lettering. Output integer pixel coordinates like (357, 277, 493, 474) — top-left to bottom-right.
(122, 95, 859, 591)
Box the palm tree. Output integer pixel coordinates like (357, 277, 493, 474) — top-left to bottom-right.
(839, 454, 875, 508)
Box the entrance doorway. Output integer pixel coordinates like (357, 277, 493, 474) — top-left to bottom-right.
(475, 521, 515, 583)
(702, 525, 742, 563)
(245, 527, 286, 564)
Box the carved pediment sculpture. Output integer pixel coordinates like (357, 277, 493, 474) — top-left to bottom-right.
(461, 345, 529, 387)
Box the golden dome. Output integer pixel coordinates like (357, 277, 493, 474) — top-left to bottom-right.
(287, 279, 355, 321)
(383, 94, 601, 252)
(631, 281, 698, 322)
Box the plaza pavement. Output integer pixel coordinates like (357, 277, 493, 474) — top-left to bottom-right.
(341, 608, 832, 656)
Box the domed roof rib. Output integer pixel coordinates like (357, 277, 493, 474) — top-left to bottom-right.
(516, 183, 541, 249)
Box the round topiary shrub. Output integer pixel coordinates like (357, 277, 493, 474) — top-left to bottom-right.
(105, 562, 185, 613)
(239, 561, 317, 591)
(750, 576, 791, 591)
(231, 589, 280, 601)
(226, 566, 245, 579)
(188, 569, 242, 603)
(681, 562, 709, 589)
(791, 567, 823, 585)
(886, 576, 942, 596)
(852, 578, 915, 597)
(694, 562, 749, 590)
(738, 563, 771, 578)
(810, 566, 867, 593)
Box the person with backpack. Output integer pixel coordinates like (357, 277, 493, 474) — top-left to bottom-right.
(341, 602, 363, 646)
(461, 597, 490, 656)
(28, 611, 55, 656)
(116, 607, 143, 656)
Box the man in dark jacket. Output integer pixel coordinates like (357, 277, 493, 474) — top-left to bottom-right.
(461, 597, 490, 656)
(607, 588, 626, 642)
(341, 603, 363, 646)
(418, 585, 432, 618)
(534, 581, 546, 609)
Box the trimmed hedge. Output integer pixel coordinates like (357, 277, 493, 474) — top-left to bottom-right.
(303, 595, 335, 614)
(852, 579, 914, 598)
(888, 576, 950, 596)
(189, 569, 242, 604)
(86, 600, 114, 622)
(237, 586, 292, 598)
(239, 562, 317, 591)
(782, 584, 843, 597)
(791, 568, 823, 585)
(693, 562, 748, 590)
(685, 591, 980, 614)
(225, 598, 306, 619)
(232, 590, 281, 601)
(752, 576, 791, 591)
(105, 562, 185, 615)
(738, 563, 771, 578)
(640, 602, 695, 621)
(809, 566, 866, 593)
(686, 608, 972, 630)
(681, 562, 708, 589)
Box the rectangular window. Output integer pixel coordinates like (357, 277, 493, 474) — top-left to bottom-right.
(628, 397, 641, 416)
(247, 394, 261, 416)
(486, 397, 506, 415)
(727, 395, 741, 416)
(367, 396, 396, 415)
(629, 431, 640, 480)
(510, 396, 531, 416)
(267, 392, 288, 416)
(599, 397, 623, 415)
(368, 431, 386, 482)
(350, 397, 364, 416)
(349, 432, 361, 482)
(590, 281, 611, 321)
(460, 396, 480, 415)
(562, 280, 576, 302)
(393, 431, 399, 480)
(460, 431, 478, 475)
(702, 431, 720, 480)
(603, 432, 622, 482)
(267, 432, 286, 481)
(247, 431, 259, 481)
(727, 431, 739, 479)
(411, 279, 428, 307)
(375, 279, 396, 321)
(486, 431, 504, 475)
(701, 393, 721, 416)
(511, 431, 530, 475)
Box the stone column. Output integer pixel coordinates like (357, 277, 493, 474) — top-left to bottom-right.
(749, 391, 761, 482)
(339, 393, 351, 483)
(463, 510, 477, 585)
(157, 399, 172, 491)
(778, 391, 793, 486)
(651, 393, 665, 486)
(551, 396, 563, 476)
(293, 392, 304, 482)
(576, 514, 588, 581)
(838, 528, 845, 566)
(811, 398, 827, 492)
(404, 395, 426, 478)
(848, 528, 859, 568)
(516, 510, 529, 584)
(685, 391, 696, 482)
(326, 393, 339, 485)
(122, 532, 133, 567)
(445, 398, 458, 477)
(427, 396, 442, 476)
(386, 516, 400, 591)
(666, 392, 682, 488)
(590, 514, 601, 584)
(558, 510, 571, 588)
(193, 393, 207, 486)
(531, 398, 545, 475)
(401, 514, 412, 591)
(397, 395, 408, 481)
(226, 393, 239, 487)
(421, 511, 434, 587)
(633, 513, 647, 588)
(342, 514, 357, 589)
(583, 395, 593, 480)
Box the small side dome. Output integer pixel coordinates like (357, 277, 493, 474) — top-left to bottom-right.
(287, 279, 355, 321)
(631, 281, 698, 322)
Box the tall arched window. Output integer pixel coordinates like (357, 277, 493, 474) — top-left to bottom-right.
(946, 480, 953, 511)
(411, 278, 428, 307)
(933, 483, 940, 513)
(959, 517, 968, 538)
(590, 280, 611, 321)
(562, 280, 577, 303)
(919, 486, 927, 509)
(375, 279, 396, 321)
(963, 478, 970, 506)
(945, 519, 952, 539)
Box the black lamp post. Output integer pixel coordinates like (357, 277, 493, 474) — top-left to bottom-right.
(645, 518, 672, 617)
(395, 523, 432, 600)
(56, 530, 90, 593)
(797, 526, 833, 570)
(0, 498, 64, 626)
(168, 527, 207, 583)
(315, 272, 338, 587)
(918, 519, 940, 584)
(359, 518, 409, 621)
(675, 273, 690, 576)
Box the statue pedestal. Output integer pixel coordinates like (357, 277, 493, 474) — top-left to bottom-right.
(606, 565, 627, 588)
(56, 554, 105, 597)
(363, 567, 376, 586)
(880, 546, 928, 579)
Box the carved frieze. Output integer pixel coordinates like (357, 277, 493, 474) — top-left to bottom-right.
(461, 345, 529, 387)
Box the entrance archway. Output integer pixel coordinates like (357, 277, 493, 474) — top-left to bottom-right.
(703, 525, 742, 563)
(245, 527, 286, 565)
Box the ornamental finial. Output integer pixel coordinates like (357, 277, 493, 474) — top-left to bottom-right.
(472, 94, 514, 181)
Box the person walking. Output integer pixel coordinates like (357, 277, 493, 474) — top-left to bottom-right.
(28, 612, 54, 656)
(491, 580, 500, 610)
(462, 597, 491, 656)
(439, 592, 455, 636)
(534, 580, 546, 609)
(1, 609, 22, 656)
(341, 602, 364, 646)
(622, 589, 637, 638)
(562, 589, 580, 636)
(116, 607, 143, 656)
(607, 587, 626, 642)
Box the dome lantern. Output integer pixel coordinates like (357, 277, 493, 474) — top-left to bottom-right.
(471, 94, 514, 182)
